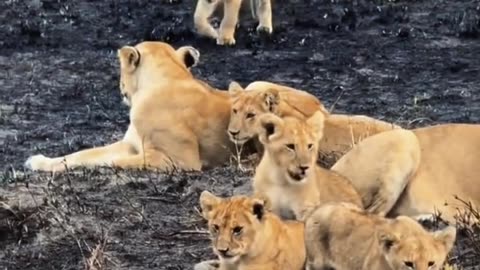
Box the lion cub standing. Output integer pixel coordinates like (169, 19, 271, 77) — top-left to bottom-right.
(305, 202, 457, 270)
(195, 191, 306, 270)
(252, 111, 363, 221)
(194, 0, 272, 45)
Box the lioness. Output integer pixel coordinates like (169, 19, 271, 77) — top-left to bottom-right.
(25, 41, 236, 172)
(195, 190, 306, 270)
(332, 123, 480, 223)
(252, 111, 363, 221)
(305, 202, 457, 270)
(194, 0, 272, 45)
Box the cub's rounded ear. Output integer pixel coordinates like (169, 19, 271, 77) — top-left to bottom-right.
(250, 197, 268, 221)
(262, 88, 280, 112)
(199, 190, 222, 220)
(433, 226, 457, 252)
(256, 113, 283, 145)
(306, 110, 326, 139)
(176, 46, 200, 68)
(118, 46, 141, 72)
(228, 81, 244, 96)
(376, 225, 398, 252)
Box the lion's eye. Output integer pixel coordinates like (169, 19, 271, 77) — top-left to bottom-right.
(404, 261, 414, 268)
(428, 261, 435, 267)
(307, 143, 314, 149)
(211, 224, 219, 233)
(286, 144, 295, 151)
(246, 112, 256, 119)
(232, 109, 237, 114)
(232, 226, 243, 235)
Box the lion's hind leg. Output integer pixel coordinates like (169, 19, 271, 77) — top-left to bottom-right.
(194, 0, 220, 39)
(331, 129, 421, 216)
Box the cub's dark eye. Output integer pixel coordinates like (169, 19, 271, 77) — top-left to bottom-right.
(211, 224, 219, 233)
(307, 143, 314, 149)
(404, 261, 414, 268)
(428, 261, 435, 267)
(232, 226, 243, 235)
(286, 144, 295, 151)
(246, 112, 256, 119)
(232, 109, 237, 114)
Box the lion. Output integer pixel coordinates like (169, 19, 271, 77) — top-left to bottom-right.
(195, 190, 306, 270)
(252, 111, 363, 221)
(194, 0, 272, 45)
(227, 81, 399, 159)
(332, 123, 480, 224)
(24, 41, 237, 172)
(305, 202, 457, 270)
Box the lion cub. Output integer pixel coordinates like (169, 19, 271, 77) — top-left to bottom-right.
(305, 202, 457, 270)
(194, 0, 272, 45)
(195, 190, 306, 270)
(252, 111, 363, 221)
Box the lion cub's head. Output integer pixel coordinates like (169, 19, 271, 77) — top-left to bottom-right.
(117, 41, 200, 106)
(256, 111, 325, 183)
(377, 216, 456, 270)
(199, 190, 269, 264)
(227, 81, 281, 145)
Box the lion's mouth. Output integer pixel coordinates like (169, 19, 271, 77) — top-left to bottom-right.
(230, 137, 249, 145)
(288, 170, 306, 181)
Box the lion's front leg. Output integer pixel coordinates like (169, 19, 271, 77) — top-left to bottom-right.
(217, 0, 242, 45)
(25, 141, 134, 172)
(254, 0, 273, 34)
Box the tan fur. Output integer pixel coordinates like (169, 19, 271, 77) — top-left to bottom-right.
(193, 0, 272, 46)
(305, 202, 457, 270)
(252, 112, 363, 221)
(25, 41, 235, 172)
(195, 191, 306, 270)
(227, 81, 399, 158)
(332, 123, 480, 223)
(228, 81, 480, 223)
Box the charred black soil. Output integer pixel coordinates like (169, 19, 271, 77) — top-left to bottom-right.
(0, 0, 479, 269)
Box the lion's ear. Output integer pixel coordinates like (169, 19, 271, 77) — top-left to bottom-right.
(176, 46, 200, 68)
(433, 226, 457, 252)
(251, 198, 267, 221)
(376, 225, 399, 252)
(306, 110, 325, 139)
(256, 113, 284, 145)
(228, 81, 244, 96)
(118, 46, 141, 72)
(262, 89, 280, 112)
(199, 190, 222, 220)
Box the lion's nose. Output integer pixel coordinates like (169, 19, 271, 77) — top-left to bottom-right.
(218, 247, 229, 256)
(229, 130, 239, 137)
(299, 165, 310, 173)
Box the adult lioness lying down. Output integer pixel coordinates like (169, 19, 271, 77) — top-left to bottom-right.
(228, 81, 480, 223)
(25, 41, 237, 172)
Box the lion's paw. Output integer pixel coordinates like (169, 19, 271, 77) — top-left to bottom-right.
(256, 25, 273, 35)
(194, 260, 220, 270)
(24, 154, 64, 172)
(217, 36, 236, 46)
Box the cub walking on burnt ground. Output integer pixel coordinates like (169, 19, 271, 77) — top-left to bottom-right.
(194, 0, 273, 45)
(305, 202, 457, 270)
(195, 191, 306, 270)
(252, 111, 363, 221)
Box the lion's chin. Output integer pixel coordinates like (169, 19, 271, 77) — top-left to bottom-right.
(219, 254, 240, 264)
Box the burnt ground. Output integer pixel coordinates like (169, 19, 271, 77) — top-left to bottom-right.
(0, 0, 479, 269)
